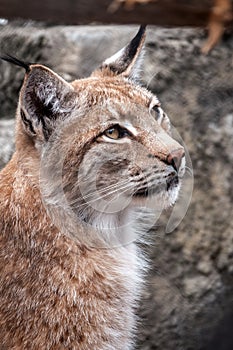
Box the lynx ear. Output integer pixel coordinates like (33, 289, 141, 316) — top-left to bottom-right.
(92, 25, 146, 80)
(1, 56, 75, 141)
(19, 64, 75, 141)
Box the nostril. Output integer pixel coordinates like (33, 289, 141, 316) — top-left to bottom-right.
(167, 149, 185, 172)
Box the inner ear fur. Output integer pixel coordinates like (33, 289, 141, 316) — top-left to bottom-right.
(19, 65, 75, 140)
(92, 25, 146, 81)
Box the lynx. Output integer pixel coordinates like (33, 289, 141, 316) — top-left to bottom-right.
(0, 26, 185, 349)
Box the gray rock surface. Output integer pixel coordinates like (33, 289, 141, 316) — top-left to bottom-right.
(0, 23, 233, 350)
(0, 119, 15, 168)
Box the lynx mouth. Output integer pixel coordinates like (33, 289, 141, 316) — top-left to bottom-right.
(133, 173, 179, 197)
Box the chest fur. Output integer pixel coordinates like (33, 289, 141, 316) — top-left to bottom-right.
(0, 184, 143, 349)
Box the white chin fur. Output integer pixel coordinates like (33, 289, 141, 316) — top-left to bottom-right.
(166, 183, 180, 207)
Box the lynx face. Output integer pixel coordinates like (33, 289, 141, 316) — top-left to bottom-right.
(3, 26, 185, 241)
(61, 80, 185, 222)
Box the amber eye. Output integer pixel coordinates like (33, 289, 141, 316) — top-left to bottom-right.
(104, 126, 129, 140)
(105, 127, 120, 139)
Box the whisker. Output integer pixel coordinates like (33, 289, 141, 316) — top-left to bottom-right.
(184, 166, 193, 177)
(93, 184, 135, 221)
(74, 181, 135, 209)
(77, 178, 131, 202)
(146, 70, 159, 89)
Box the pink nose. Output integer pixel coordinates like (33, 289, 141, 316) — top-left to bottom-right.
(166, 148, 185, 172)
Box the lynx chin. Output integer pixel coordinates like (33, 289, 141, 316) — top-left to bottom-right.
(0, 26, 185, 349)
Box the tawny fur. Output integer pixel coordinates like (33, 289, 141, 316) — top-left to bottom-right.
(0, 27, 185, 349)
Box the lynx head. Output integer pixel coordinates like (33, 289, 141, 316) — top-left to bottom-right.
(2, 26, 185, 244)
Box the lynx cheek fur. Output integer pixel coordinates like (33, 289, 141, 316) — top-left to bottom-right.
(0, 26, 185, 349)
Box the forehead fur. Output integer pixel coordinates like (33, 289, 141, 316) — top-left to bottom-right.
(71, 77, 154, 108)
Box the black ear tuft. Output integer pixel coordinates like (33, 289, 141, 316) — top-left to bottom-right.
(1, 54, 31, 73)
(92, 25, 147, 80)
(125, 25, 147, 63)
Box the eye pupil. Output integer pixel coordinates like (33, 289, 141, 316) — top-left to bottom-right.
(108, 129, 115, 135)
(106, 128, 119, 139)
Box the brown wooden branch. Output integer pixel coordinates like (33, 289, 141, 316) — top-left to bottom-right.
(202, 0, 233, 53)
(0, 0, 232, 27)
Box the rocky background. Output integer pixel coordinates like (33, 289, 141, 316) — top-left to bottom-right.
(0, 23, 233, 349)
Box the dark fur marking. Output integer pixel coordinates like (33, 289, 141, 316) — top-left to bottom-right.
(147, 154, 155, 159)
(20, 109, 36, 135)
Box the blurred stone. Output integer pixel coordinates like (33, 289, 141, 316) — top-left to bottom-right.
(0, 119, 15, 169)
(197, 259, 212, 275)
(183, 276, 212, 297)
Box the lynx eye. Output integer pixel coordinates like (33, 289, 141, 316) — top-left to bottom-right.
(104, 126, 129, 140)
(153, 106, 160, 115)
(152, 105, 164, 123)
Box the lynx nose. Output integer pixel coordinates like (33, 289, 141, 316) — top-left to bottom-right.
(166, 148, 185, 172)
